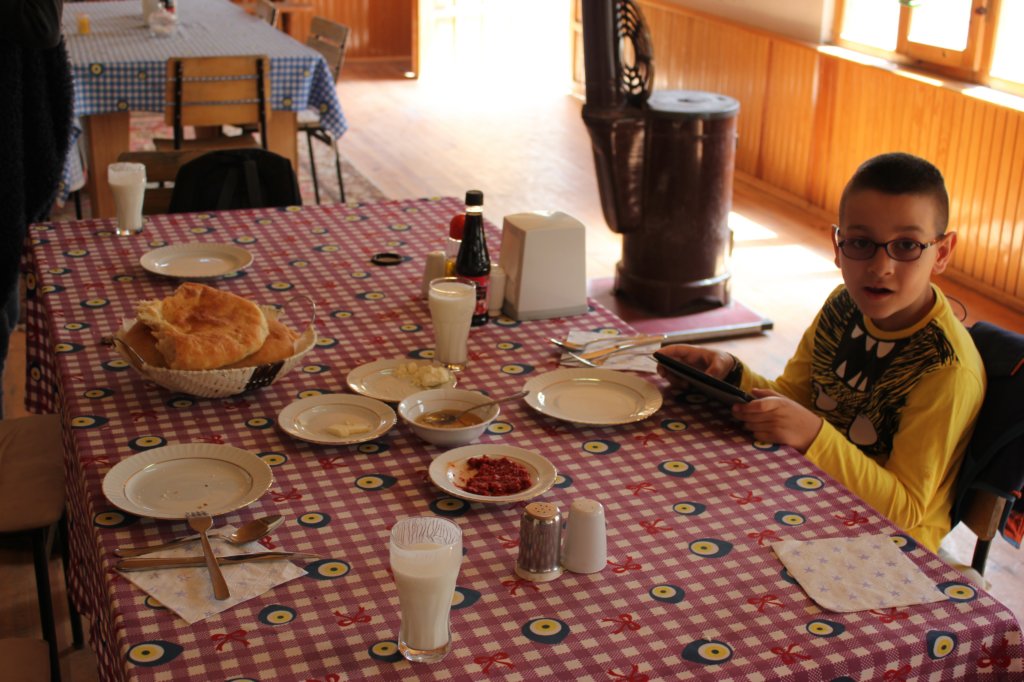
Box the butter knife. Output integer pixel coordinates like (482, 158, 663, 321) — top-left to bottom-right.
(116, 552, 319, 572)
(576, 334, 665, 361)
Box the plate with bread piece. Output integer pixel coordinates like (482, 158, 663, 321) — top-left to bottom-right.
(277, 394, 397, 445)
(346, 358, 457, 403)
(107, 282, 316, 398)
(140, 243, 253, 279)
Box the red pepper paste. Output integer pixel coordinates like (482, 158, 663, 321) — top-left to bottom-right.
(458, 455, 532, 496)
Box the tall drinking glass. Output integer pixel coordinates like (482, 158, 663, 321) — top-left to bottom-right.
(389, 516, 462, 663)
(428, 277, 475, 371)
(107, 162, 147, 236)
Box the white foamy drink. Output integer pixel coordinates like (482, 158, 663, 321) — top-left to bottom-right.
(107, 162, 146, 235)
(428, 277, 475, 370)
(391, 542, 461, 651)
(389, 516, 462, 663)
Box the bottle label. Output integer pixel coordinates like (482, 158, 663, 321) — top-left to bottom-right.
(463, 274, 490, 323)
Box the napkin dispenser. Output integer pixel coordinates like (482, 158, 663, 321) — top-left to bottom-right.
(499, 211, 588, 320)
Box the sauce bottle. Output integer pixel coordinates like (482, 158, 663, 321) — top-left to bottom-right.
(454, 190, 490, 326)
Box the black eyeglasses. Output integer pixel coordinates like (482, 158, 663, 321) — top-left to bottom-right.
(832, 225, 948, 262)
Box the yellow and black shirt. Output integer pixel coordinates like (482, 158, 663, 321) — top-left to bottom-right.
(739, 284, 985, 552)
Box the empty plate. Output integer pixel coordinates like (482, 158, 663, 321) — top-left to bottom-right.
(522, 368, 662, 425)
(140, 243, 254, 279)
(101, 444, 273, 519)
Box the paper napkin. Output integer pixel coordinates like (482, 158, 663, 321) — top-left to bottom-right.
(117, 525, 307, 624)
(559, 331, 660, 373)
(771, 534, 945, 613)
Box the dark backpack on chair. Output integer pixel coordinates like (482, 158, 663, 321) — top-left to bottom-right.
(950, 321, 1024, 572)
(168, 148, 301, 213)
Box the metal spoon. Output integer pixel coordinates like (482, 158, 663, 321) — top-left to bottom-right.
(114, 514, 285, 557)
(421, 390, 530, 426)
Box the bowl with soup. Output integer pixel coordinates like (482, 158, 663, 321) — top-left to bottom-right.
(397, 388, 501, 447)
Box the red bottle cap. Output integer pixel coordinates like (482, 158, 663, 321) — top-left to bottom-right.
(449, 214, 465, 240)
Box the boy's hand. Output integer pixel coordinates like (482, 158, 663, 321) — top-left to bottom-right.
(656, 344, 735, 388)
(731, 388, 822, 453)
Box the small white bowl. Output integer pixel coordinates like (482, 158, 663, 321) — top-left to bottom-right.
(398, 388, 500, 447)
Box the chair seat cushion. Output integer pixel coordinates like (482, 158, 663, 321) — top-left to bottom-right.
(297, 108, 321, 127)
(0, 415, 65, 532)
(0, 639, 50, 682)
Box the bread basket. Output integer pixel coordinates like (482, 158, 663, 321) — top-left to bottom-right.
(107, 297, 317, 398)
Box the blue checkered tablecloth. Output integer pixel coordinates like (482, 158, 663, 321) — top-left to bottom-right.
(61, 0, 347, 198)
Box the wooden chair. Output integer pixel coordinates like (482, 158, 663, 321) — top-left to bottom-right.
(116, 150, 205, 215)
(254, 0, 279, 27)
(0, 415, 83, 682)
(301, 17, 350, 203)
(154, 55, 270, 152)
(961, 490, 1008, 575)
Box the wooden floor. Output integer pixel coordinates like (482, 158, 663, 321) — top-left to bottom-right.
(3, 60, 1022, 680)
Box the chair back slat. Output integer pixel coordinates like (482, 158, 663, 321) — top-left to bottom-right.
(254, 0, 278, 27)
(309, 16, 349, 46)
(307, 17, 349, 83)
(307, 37, 344, 81)
(164, 56, 271, 149)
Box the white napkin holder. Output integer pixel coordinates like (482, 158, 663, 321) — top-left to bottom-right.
(499, 211, 588, 320)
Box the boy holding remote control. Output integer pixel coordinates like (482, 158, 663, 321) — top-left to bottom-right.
(658, 152, 984, 552)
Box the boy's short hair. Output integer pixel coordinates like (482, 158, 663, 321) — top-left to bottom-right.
(839, 152, 950, 233)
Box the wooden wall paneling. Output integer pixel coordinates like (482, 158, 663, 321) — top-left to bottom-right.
(312, 0, 411, 60)
(946, 96, 977, 275)
(960, 101, 990, 278)
(988, 109, 1021, 295)
(759, 41, 817, 197)
(807, 55, 838, 210)
(975, 106, 1007, 285)
(641, 3, 690, 91)
(995, 119, 1024, 295)
(1011, 123, 1024, 298)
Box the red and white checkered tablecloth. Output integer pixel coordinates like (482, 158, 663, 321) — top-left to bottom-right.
(23, 198, 1022, 681)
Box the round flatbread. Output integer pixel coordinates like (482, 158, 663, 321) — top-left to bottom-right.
(136, 282, 269, 370)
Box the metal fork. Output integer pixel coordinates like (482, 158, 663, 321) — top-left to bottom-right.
(185, 511, 230, 600)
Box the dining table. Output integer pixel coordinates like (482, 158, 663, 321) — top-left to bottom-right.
(22, 197, 1024, 681)
(60, 0, 346, 218)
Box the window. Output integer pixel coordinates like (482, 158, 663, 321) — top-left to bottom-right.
(834, 0, 1022, 96)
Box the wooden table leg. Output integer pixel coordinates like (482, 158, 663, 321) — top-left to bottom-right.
(82, 111, 131, 219)
(266, 110, 298, 171)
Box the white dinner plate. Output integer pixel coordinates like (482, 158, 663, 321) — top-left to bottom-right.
(428, 444, 557, 504)
(346, 358, 457, 403)
(277, 393, 396, 445)
(140, 243, 254, 279)
(101, 444, 273, 520)
(522, 368, 663, 425)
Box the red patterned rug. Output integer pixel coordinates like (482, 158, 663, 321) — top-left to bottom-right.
(54, 113, 385, 221)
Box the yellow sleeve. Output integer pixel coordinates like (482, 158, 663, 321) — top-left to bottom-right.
(804, 363, 983, 551)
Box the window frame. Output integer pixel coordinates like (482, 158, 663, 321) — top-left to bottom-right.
(832, 0, 1019, 96)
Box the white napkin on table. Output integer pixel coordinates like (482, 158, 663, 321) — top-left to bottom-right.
(118, 525, 306, 624)
(559, 331, 660, 373)
(771, 534, 945, 613)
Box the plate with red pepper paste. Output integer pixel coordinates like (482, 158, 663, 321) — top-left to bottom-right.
(428, 444, 557, 504)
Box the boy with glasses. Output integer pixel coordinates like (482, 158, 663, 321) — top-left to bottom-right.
(658, 152, 984, 552)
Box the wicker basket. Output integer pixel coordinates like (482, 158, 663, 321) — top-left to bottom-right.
(109, 303, 317, 398)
